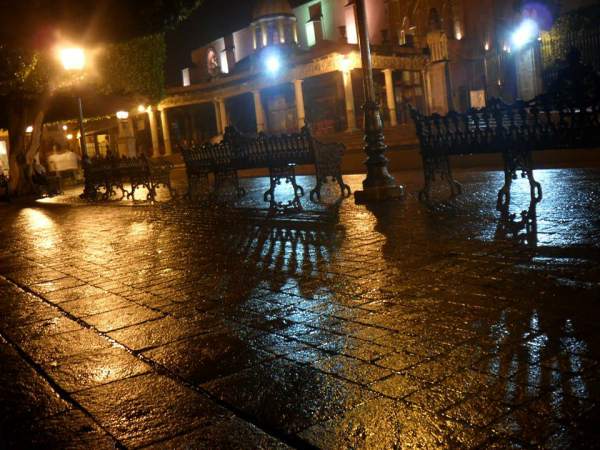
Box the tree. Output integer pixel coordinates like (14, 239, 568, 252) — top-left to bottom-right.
(0, 0, 203, 196)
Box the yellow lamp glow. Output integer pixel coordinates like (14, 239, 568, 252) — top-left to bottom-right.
(116, 111, 129, 120)
(59, 47, 85, 71)
(25, 125, 33, 133)
(137, 105, 147, 113)
(62, 125, 68, 131)
(66, 133, 74, 140)
(339, 55, 352, 72)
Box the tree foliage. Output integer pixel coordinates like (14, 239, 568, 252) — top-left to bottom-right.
(96, 34, 166, 103)
(0, 0, 203, 195)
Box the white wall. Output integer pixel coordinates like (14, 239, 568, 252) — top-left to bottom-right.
(293, 0, 387, 48)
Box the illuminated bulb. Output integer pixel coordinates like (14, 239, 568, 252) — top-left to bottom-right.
(456, 31, 462, 40)
(66, 133, 73, 140)
(116, 111, 129, 120)
(26, 125, 33, 133)
(339, 56, 352, 72)
(484, 42, 490, 51)
(59, 47, 85, 71)
(511, 19, 539, 49)
(265, 55, 281, 74)
(62, 125, 68, 131)
(138, 105, 147, 113)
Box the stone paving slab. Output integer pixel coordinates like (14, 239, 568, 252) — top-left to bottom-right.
(1, 168, 600, 448)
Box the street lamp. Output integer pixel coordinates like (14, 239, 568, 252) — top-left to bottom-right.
(59, 46, 93, 197)
(352, 0, 403, 204)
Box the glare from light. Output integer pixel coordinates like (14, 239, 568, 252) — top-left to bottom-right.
(511, 19, 539, 49)
(484, 42, 490, 51)
(59, 47, 86, 71)
(265, 55, 281, 74)
(116, 111, 129, 120)
(138, 105, 147, 113)
(456, 31, 463, 40)
(339, 55, 352, 72)
(66, 133, 74, 140)
(26, 125, 33, 133)
(62, 125, 68, 131)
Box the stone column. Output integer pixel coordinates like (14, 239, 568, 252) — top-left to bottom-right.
(213, 100, 223, 134)
(219, 99, 229, 130)
(160, 108, 172, 156)
(253, 90, 266, 132)
(383, 69, 398, 127)
(342, 70, 357, 130)
(148, 107, 160, 157)
(293, 80, 306, 129)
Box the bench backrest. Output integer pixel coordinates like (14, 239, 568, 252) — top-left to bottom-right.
(182, 126, 317, 172)
(411, 96, 600, 155)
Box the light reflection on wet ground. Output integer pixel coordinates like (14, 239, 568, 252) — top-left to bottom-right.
(0, 168, 599, 448)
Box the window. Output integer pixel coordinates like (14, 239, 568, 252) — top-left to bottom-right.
(182, 68, 191, 87)
(309, 3, 322, 22)
(220, 51, 229, 74)
(306, 2, 323, 47)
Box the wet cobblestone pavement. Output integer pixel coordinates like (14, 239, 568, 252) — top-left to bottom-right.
(1, 168, 599, 449)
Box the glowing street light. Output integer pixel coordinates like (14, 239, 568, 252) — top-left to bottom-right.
(25, 125, 34, 133)
(59, 47, 85, 71)
(511, 18, 539, 50)
(265, 54, 281, 75)
(58, 44, 93, 197)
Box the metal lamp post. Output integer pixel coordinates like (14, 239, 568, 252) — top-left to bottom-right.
(352, 0, 403, 204)
(59, 47, 94, 198)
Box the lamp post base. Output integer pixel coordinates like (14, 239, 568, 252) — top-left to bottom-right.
(354, 184, 404, 204)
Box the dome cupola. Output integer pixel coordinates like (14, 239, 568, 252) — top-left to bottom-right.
(252, 0, 294, 21)
(251, 0, 298, 50)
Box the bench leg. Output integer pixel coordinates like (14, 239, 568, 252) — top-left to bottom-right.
(444, 160, 462, 197)
(309, 177, 323, 202)
(419, 157, 434, 202)
(525, 152, 542, 203)
(265, 166, 303, 211)
(337, 175, 352, 198)
(497, 167, 513, 210)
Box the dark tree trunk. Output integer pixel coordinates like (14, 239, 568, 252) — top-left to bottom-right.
(7, 96, 47, 196)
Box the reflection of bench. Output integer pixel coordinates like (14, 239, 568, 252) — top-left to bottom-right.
(182, 126, 350, 210)
(83, 154, 174, 201)
(411, 52, 600, 209)
(0, 173, 9, 202)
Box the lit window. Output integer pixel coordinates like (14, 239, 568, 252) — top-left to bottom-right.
(220, 51, 229, 74)
(306, 22, 316, 47)
(182, 68, 191, 87)
(345, 6, 358, 44)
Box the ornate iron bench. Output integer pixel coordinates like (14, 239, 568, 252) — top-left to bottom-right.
(83, 154, 174, 201)
(411, 51, 600, 209)
(181, 126, 351, 210)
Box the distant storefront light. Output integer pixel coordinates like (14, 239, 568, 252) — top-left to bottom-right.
(116, 111, 129, 120)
